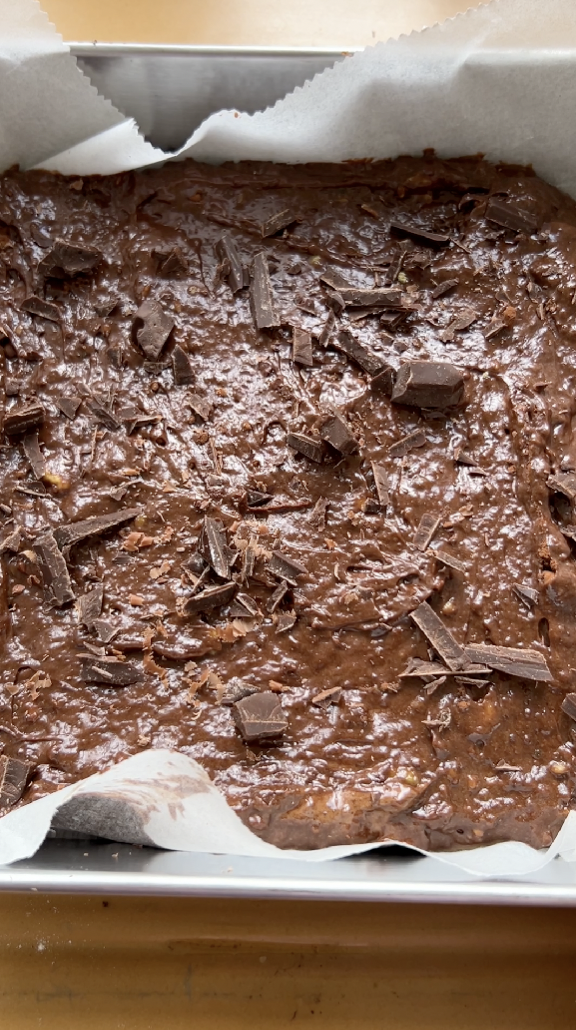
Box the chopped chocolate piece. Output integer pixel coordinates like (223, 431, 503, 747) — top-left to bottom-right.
(85, 396, 121, 431)
(431, 279, 458, 299)
(20, 296, 61, 322)
(319, 269, 350, 292)
(0, 525, 22, 554)
(276, 610, 297, 634)
(0, 755, 32, 808)
(494, 760, 522, 772)
(370, 365, 395, 395)
(390, 221, 451, 246)
(312, 686, 341, 707)
(266, 579, 290, 613)
(152, 247, 187, 277)
(14, 482, 46, 497)
(287, 431, 324, 463)
(29, 222, 52, 248)
(388, 429, 426, 458)
(215, 233, 246, 294)
(221, 678, 259, 705)
(22, 431, 45, 479)
(4, 378, 23, 397)
(432, 549, 466, 573)
(251, 499, 313, 517)
(35, 529, 75, 606)
(188, 394, 211, 421)
(413, 512, 441, 551)
(172, 345, 195, 386)
(247, 489, 274, 508)
(320, 275, 404, 308)
(318, 310, 336, 348)
(548, 473, 576, 503)
(439, 308, 477, 343)
(380, 309, 408, 331)
(76, 582, 104, 629)
(133, 300, 174, 360)
(464, 643, 552, 681)
(125, 413, 161, 435)
(197, 517, 231, 579)
(318, 414, 359, 456)
(184, 581, 237, 613)
(410, 601, 468, 671)
(232, 690, 287, 741)
(92, 618, 119, 644)
(391, 361, 464, 409)
(3, 401, 45, 436)
(485, 197, 540, 234)
(292, 327, 313, 367)
(38, 239, 102, 278)
(513, 583, 540, 608)
(400, 658, 450, 680)
(261, 209, 296, 238)
(151, 637, 218, 660)
(371, 462, 389, 507)
(240, 538, 257, 585)
(561, 693, 576, 722)
(266, 550, 307, 585)
(55, 395, 81, 420)
(81, 656, 142, 687)
(250, 252, 280, 330)
(53, 508, 141, 551)
(229, 592, 260, 618)
(334, 330, 386, 376)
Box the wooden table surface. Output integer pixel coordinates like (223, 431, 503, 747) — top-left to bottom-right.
(5, 1, 576, 1026)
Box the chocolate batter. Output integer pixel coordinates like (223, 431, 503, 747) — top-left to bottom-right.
(1, 153, 576, 850)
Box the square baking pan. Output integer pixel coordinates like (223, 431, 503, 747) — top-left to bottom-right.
(1, 43, 574, 905)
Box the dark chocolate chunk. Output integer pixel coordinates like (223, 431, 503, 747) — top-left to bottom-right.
(413, 512, 441, 551)
(215, 233, 246, 294)
(250, 252, 280, 330)
(20, 296, 61, 322)
(410, 601, 468, 671)
(172, 345, 195, 386)
(312, 686, 342, 707)
(55, 395, 82, 420)
(125, 413, 161, 435)
(251, 499, 313, 516)
(14, 482, 46, 497)
(261, 209, 296, 238)
(38, 239, 102, 278)
(548, 473, 576, 504)
(380, 309, 409, 331)
(133, 300, 174, 360)
(0, 755, 32, 808)
(22, 431, 45, 479)
(391, 361, 464, 409)
(439, 308, 477, 343)
(152, 247, 187, 277)
(151, 637, 219, 660)
(3, 402, 45, 436)
(232, 689, 287, 741)
(81, 655, 142, 687)
(247, 489, 273, 508)
(371, 462, 389, 507)
(292, 327, 313, 367)
(432, 549, 466, 573)
(4, 378, 23, 397)
(92, 619, 119, 645)
(0, 525, 23, 554)
(318, 414, 359, 456)
(464, 643, 552, 681)
(287, 431, 324, 464)
(390, 221, 451, 246)
(229, 592, 260, 618)
(53, 508, 141, 551)
(35, 529, 75, 606)
(220, 678, 259, 705)
(370, 365, 395, 395)
(561, 693, 576, 722)
(388, 429, 426, 458)
(318, 310, 336, 348)
(431, 279, 458, 299)
(183, 581, 237, 613)
(85, 396, 121, 431)
(188, 394, 212, 421)
(30, 222, 52, 248)
(266, 580, 290, 613)
(335, 286, 404, 308)
(513, 583, 540, 608)
(485, 197, 540, 235)
(334, 330, 386, 376)
(266, 550, 307, 586)
(76, 583, 104, 629)
(276, 610, 297, 634)
(197, 517, 232, 580)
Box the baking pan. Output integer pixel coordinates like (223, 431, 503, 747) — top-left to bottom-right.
(1, 44, 573, 905)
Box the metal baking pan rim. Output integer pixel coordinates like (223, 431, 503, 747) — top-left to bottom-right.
(68, 42, 359, 57)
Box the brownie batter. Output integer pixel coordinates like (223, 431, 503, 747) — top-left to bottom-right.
(1, 153, 576, 850)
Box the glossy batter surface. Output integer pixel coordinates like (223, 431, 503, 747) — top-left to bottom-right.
(1, 154, 576, 849)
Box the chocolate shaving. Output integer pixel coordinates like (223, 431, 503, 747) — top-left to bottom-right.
(241, 538, 257, 585)
(188, 395, 212, 421)
(312, 686, 341, 707)
(392, 361, 464, 409)
(172, 345, 195, 386)
(513, 583, 539, 608)
(53, 508, 141, 551)
(371, 462, 389, 507)
(3, 401, 45, 436)
(431, 279, 458, 299)
(133, 300, 174, 360)
(439, 308, 477, 343)
(432, 549, 466, 573)
(464, 643, 552, 681)
(81, 656, 142, 686)
(220, 678, 259, 706)
(35, 529, 75, 606)
(320, 272, 404, 308)
(318, 414, 359, 456)
(250, 252, 280, 330)
(125, 413, 161, 435)
(318, 310, 336, 348)
(390, 221, 451, 247)
(20, 296, 61, 322)
(215, 233, 246, 294)
(229, 592, 260, 618)
(266, 550, 307, 585)
(261, 209, 296, 238)
(561, 693, 576, 722)
(388, 429, 426, 458)
(370, 366, 395, 395)
(152, 247, 186, 277)
(485, 197, 540, 235)
(276, 610, 297, 634)
(410, 601, 468, 671)
(93, 619, 119, 644)
(413, 512, 441, 551)
(77, 582, 104, 629)
(38, 239, 102, 278)
(495, 760, 522, 772)
(287, 431, 324, 464)
(183, 581, 237, 613)
(85, 397, 121, 431)
(22, 432, 45, 479)
(292, 327, 313, 367)
(266, 580, 290, 613)
(334, 330, 386, 376)
(0, 755, 32, 808)
(55, 395, 81, 420)
(232, 690, 287, 741)
(197, 517, 232, 579)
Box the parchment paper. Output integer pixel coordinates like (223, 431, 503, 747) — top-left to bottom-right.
(2, 0, 576, 875)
